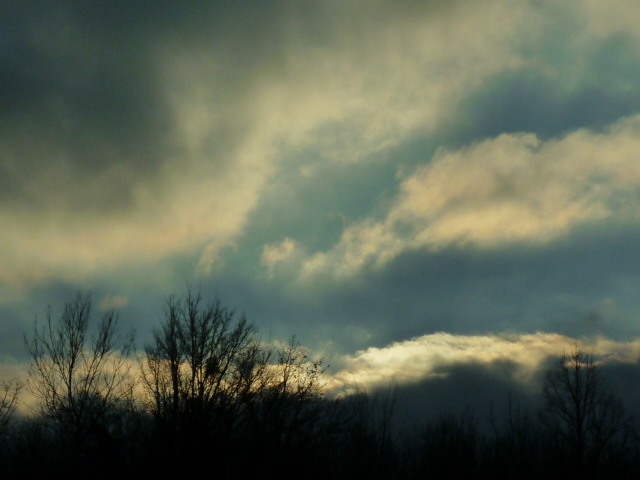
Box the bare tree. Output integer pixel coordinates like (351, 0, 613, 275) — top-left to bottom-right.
(540, 344, 633, 475)
(141, 290, 331, 476)
(0, 379, 21, 438)
(24, 292, 135, 448)
(141, 289, 268, 475)
(244, 337, 327, 444)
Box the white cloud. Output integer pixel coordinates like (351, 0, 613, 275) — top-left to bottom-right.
(261, 238, 303, 279)
(326, 332, 640, 395)
(581, 0, 640, 40)
(298, 115, 640, 279)
(0, 0, 581, 288)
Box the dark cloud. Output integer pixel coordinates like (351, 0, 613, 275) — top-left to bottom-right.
(192, 224, 640, 354)
(0, 0, 312, 214)
(600, 359, 640, 419)
(5, 216, 638, 364)
(449, 73, 640, 148)
(0, 307, 30, 359)
(243, 153, 399, 255)
(0, 0, 473, 214)
(0, 278, 114, 360)
(0, 276, 88, 360)
(442, 29, 640, 147)
(376, 360, 543, 433)
(0, 3, 174, 213)
(368, 226, 640, 343)
(384, 356, 640, 434)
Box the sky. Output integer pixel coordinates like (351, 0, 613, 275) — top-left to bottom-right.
(3, 0, 640, 417)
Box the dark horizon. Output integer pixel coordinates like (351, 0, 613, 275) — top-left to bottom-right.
(2, 291, 639, 479)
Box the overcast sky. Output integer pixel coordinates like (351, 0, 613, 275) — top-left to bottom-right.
(3, 0, 640, 415)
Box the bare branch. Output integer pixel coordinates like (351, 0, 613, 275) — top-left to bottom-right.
(24, 292, 135, 447)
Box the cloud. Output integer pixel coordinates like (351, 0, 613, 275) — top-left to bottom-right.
(98, 295, 129, 310)
(326, 332, 640, 395)
(297, 115, 640, 279)
(261, 238, 304, 279)
(581, 0, 640, 39)
(0, 0, 537, 288)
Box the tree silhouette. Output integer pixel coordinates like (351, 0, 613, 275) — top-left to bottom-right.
(24, 292, 135, 454)
(240, 337, 331, 476)
(11, 291, 640, 478)
(540, 345, 633, 476)
(0, 378, 22, 473)
(141, 290, 334, 477)
(417, 408, 479, 479)
(0, 379, 21, 438)
(141, 290, 268, 475)
(337, 385, 399, 480)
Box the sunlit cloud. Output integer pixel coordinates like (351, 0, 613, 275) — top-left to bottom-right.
(582, 0, 640, 39)
(326, 332, 640, 395)
(0, 0, 537, 289)
(261, 238, 303, 280)
(297, 115, 640, 280)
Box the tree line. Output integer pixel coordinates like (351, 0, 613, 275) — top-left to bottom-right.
(0, 291, 639, 479)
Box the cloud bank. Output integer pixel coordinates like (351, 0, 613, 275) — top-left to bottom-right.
(293, 116, 640, 279)
(327, 332, 640, 395)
